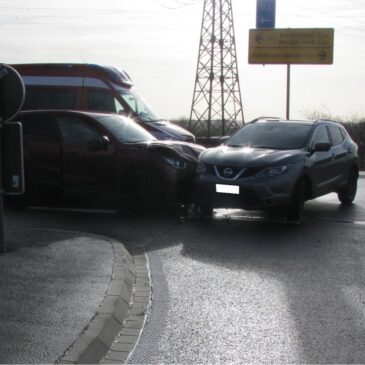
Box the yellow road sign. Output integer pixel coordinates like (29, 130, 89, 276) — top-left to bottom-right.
(249, 28, 334, 64)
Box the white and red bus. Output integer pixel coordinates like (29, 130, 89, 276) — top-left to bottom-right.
(11, 63, 195, 142)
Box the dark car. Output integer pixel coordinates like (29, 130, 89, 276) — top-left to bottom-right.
(12, 110, 204, 210)
(195, 118, 359, 221)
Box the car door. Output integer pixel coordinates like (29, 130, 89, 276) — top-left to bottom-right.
(309, 124, 335, 195)
(55, 114, 116, 194)
(19, 113, 62, 192)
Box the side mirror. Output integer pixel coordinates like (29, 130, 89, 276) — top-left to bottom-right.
(101, 135, 110, 149)
(88, 135, 110, 151)
(313, 142, 331, 152)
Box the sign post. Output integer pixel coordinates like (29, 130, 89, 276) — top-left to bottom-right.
(248, 28, 334, 119)
(249, 28, 334, 64)
(0, 64, 25, 253)
(286, 64, 290, 119)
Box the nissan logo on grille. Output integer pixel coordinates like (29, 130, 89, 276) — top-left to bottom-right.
(223, 167, 234, 177)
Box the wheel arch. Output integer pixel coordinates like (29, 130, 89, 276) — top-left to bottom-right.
(350, 164, 359, 179)
(296, 174, 313, 201)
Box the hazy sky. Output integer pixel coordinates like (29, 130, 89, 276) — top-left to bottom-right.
(1, 0, 365, 122)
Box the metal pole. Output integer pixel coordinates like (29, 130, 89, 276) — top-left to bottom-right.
(208, 0, 217, 139)
(0, 124, 6, 253)
(219, 0, 225, 136)
(286, 64, 290, 119)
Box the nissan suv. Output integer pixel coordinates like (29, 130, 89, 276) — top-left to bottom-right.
(195, 118, 359, 221)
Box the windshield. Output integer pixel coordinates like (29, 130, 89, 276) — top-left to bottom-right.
(227, 123, 312, 150)
(96, 114, 156, 143)
(117, 88, 160, 122)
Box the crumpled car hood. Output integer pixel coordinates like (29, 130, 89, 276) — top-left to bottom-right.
(199, 145, 305, 167)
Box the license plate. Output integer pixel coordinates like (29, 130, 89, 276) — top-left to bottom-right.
(216, 184, 239, 195)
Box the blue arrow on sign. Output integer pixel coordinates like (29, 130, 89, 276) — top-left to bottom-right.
(256, 0, 276, 28)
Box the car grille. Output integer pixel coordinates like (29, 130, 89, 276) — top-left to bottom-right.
(208, 165, 262, 180)
(215, 166, 243, 179)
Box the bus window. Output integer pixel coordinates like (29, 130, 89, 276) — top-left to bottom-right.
(23, 88, 76, 110)
(87, 90, 124, 114)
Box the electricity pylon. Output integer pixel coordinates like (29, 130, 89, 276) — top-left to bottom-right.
(189, 0, 244, 138)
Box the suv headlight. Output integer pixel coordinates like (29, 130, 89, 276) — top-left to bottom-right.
(165, 157, 187, 170)
(256, 164, 290, 178)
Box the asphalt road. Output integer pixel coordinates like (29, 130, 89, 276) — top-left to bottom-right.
(3, 175, 365, 363)
(129, 178, 365, 364)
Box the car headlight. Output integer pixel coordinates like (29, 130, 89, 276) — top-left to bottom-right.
(197, 161, 207, 174)
(165, 157, 187, 170)
(256, 164, 290, 178)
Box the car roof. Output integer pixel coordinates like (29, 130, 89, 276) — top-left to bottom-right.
(14, 109, 115, 120)
(249, 117, 341, 127)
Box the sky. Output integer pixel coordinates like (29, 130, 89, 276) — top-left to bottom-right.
(1, 0, 365, 122)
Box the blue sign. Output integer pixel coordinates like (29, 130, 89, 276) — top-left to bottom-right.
(256, 0, 276, 28)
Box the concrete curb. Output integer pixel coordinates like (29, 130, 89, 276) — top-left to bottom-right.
(101, 251, 151, 364)
(58, 240, 151, 364)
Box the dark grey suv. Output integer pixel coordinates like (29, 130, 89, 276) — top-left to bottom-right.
(195, 118, 359, 221)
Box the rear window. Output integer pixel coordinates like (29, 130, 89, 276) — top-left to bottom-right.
(328, 125, 344, 146)
(23, 88, 76, 110)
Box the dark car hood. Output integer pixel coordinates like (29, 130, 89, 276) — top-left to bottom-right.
(148, 121, 195, 140)
(117, 140, 205, 162)
(199, 145, 305, 167)
(147, 140, 205, 160)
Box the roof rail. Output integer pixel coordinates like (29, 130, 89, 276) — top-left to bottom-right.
(315, 118, 338, 124)
(249, 116, 284, 123)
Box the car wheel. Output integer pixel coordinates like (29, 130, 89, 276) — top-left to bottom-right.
(126, 168, 164, 213)
(338, 168, 358, 205)
(286, 179, 306, 222)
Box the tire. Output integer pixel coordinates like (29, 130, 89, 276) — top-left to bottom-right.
(286, 179, 306, 222)
(125, 168, 164, 213)
(338, 168, 358, 205)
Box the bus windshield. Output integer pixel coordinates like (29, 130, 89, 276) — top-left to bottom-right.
(117, 88, 160, 122)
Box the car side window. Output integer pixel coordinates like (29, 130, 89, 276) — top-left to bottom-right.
(311, 125, 331, 148)
(18, 114, 60, 142)
(55, 115, 101, 144)
(328, 125, 344, 146)
(339, 127, 347, 139)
